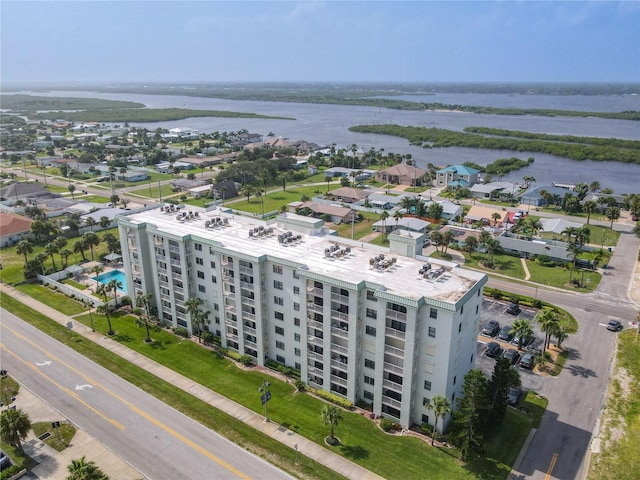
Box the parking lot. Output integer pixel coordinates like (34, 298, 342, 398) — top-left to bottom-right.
(476, 298, 546, 394)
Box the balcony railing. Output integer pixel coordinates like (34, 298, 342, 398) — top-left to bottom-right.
(385, 326, 406, 340)
(330, 374, 348, 387)
(385, 309, 407, 322)
(331, 326, 348, 339)
(330, 310, 349, 322)
(383, 361, 404, 375)
(383, 378, 403, 392)
(330, 343, 349, 356)
(382, 395, 402, 410)
(384, 344, 405, 358)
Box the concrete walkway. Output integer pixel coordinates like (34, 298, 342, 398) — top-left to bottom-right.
(521, 258, 532, 281)
(1, 283, 385, 480)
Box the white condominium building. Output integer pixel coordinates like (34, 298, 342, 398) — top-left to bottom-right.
(118, 205, 487, 430)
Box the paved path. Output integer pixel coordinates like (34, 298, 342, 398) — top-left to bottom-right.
(1, 283, 385, 480)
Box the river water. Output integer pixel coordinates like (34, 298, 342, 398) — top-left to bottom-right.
(16, 89, 640, 194)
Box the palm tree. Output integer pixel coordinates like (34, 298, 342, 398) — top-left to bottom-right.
(0, 408, 31, 452)
(16, 239, 33, 264)
(83, 232, 100, 261)
(582, 200, 597, 224)
(92, 265, 104, 289)
(424, 395, 451, 446)
(462, 236, 479, 257)
(320, 405, 343, 443)
(66, 455, 109, 480)
(560, 226, 577, 244)
(85, 217, 97, 231)
(34, 252, 48, 275)
(429, 231, 443, 253)
(393, 210, 403, 228)
(484, 237, 501, 268)
(135, 292, 153, 343)
(491, 212, 501, 227)
(60, 248, 73, 269)
(44, 241, 59, 271)
(73, 239, 87, 262)
(537, 308, 558, 351)
(107, 278, 122, 307)
(589, 181, 601, 193)
(441, 230, 455, 255)
(97, 303, 115, 336)
(379, 210, 390, 242)
(510, 319, 534, 350)
(606, 206, 620, 229)
(185, 296, 204, 341)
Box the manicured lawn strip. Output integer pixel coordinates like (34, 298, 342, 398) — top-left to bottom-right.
(63, 278, 88, 290)
(15, 284, 87, 315)
(44, 184, 69, 194)
(76, 194, 111, 203)
(525, 260, 601, 292)
(231, 185, 342, 215)
(31, 421, 76, 452)
(129, 183, 175, 199)
(586, 330, 640, 480)
(484, 407, 531, 468)
(332, 213, 380, 240)
(463, 252, 527, 280)
(520, 391, 548, 428)
(0, 294, 344, 480)
(74, 311, 487, 480)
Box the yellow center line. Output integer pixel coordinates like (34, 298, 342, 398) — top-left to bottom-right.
(545, 452, 559, 480)
(0, 343, 125, 430)
(1, 324, 252, 480)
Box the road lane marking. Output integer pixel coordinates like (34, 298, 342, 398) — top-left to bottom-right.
(0, 343, 125, 430)
(545, 452, 558, 480)
(1, 323, 252, 479)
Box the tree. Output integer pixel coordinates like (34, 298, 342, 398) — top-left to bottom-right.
(393, 210, 403, 228)
(491, 212, 501, 226)
(320, 405, 343, 443)
(34, 252, 48, 275)
(510, 318, 534, 350)
(462, 236, 479, 256)
(589, 181, 601, 193)
(553, 325, 569, 349)
(424, 395, 451, 446)
(135, 292, 154, 343)
(107, 278, 122, 307)
(109, 194, 120, 206)
(582, 200, 597, 224)
(606, 206, 620, 229)
(537, 307, 559, 351)
(97, 303, 115, 336)
(92, 264, 104, 289)
(73, 239, 87, 262)
(103, 233, 120, 254)
(185, 296, 205, 341)
(66, 455, 109, 480)
(450, 370, 488, 460)
(485, 357, 520, 428)
(426, 202, 443, 221)
(85, 217, 97, 231)
(484, 237, 501, 268)
(44, 241, 59, 271)
(68, 183, 76, 199)
(99, 216, 111, 229)
(379, 210, 390, 242)
(60, 248, 73, 269)
(441, 230, 455, 255)
(0, 408, 31, 452)
(429, 231, 443, 253)
(16, 239, 33, 264)
(325, 175, 333, 193)
(83, 232, 100, 261)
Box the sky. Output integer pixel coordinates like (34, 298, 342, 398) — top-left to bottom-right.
(1, 1, 639, 85)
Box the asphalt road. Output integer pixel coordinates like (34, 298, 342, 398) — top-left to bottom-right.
(0, 310, 293, 480)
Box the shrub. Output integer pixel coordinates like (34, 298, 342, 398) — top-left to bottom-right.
(314, 389, 353, 409)
(172, 327, 190, 338)
(121, 296, 131, 306)
(1, 464, 24, 480)
(380, 418, 394, 432)
(201, 332, 215, 344)
(294, 380, 306, 392)
(239, 354, 254, 366)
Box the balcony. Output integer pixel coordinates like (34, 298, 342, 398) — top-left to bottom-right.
(243, 325, 256, 335)
(241, 312, 256, 322)
(307, 303, 324, 314)
(330, 310, 349, 322)
(331, 326, 348, 339)
(224, 303, 236, 313)
(307, 319, 323, 330)
(382, 395, 402, 410)
(330, 374, 348, 387)
(385, 326, 406, 341)
(383, 378, 403, 392)
(330, 292, 349, 303)
(307, 365, 324, 377)
(307, 351, 323, 362)
(330, 357, 348, 370)
(383, 361, 404, 375)
(226, 332, 238, 342)
(306, 286, 323, 297)
(169, 245, 180, 254)
(330, 343, 348, 356)
(170, 258, 182, 267)
(244, 339, 257, 349)
(384, 344, 405, 358)
(385, 309, 407, 322)
(307, 335, 324, 347)
(241, 296, 255, 307)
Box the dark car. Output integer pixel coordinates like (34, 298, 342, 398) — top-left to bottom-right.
(511, 333, 533, 349)
(606, 320, 623, 332)
(507, 386, 523, 406)
(485, 342, 501, 358)
(498, 325, 513, 341)
(506, 303, 520, 315)
(0, 450, 9, 469)
(481, 320, 500, 337)
(502, 348, 520, 365)
(519, 352, 535, 369)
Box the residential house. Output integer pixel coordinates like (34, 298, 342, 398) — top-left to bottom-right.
(328, 187, 369, 204)
(367, 193, 408, 210)
(464, 205, 508, 227)
(0, 182, 51, 205)
(469, 181, 519, 200)
(519, 185, 573, 207)
(294, 201, 357, 224)
(376, 164, 426, 186)
(0, 212, 34, 247)
(436, 165, 480, 188)
(436, 200, 464, 220)
(372, 216, 431, 234)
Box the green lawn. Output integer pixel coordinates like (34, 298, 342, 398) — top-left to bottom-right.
(332, 213, 380, 240)
(484, 407, 532, 468)
(31, 421, 77, 452)
(525, 260, 601, 292)
(1, 293, 513, 480)
(76, 194, 112, 203)
(540, 224, 619, 247)
(519, 391, 548, 428)
(16, 284, 87, 315)
(463, 252, 527, 279)
(63, 278, 88, 290)
(129, 183, 176, 199)
(231, 185, 341, 215)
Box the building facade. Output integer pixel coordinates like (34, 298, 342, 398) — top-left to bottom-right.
(118, 207, 486, 430)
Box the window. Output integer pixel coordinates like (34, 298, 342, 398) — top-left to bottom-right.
(314, 281, 323, 289)
(276, 341, 285, 350)
(461, 305, 464, 314)
(275, 311, 284, 321)
(198, 285, 206, 293)
(215, 317, 220, 324)
(422, 414, 429, 424)
(294, 317, 300, 326)
(363, 390, 374, 401)
(388, 303, 407, 314)
(214, 303, 219, 311)
(273, 280, 283, 290)
(274, 296, 284, 306)
(367, 290, 377, 302)
(430, 308, 438, 319)
(294, 348, 301, 357)
(364, 375, 375, 385)
(424, 380, 432, 391)
(210, 261, 216, 268)
(453, 376, 457, 385)
(194, 243, 202, 251)
(428, 326, 436, 338)
(197, 271, 205, 279)
(211, 276, 217, 283)
(293, 286, 299, 295)
(390, 320, 406, 332)
(470, 354, 474, 363)
(273, 265, 283, 274)
(275, 326, 285, 335)
(423, 397, 430, 407)
(476, 305, 479, 314)
(365, 325, 377, 336)
(196, 257, 203, 265)
(276, 355, 285, 363)
(294, 302, 300, 311)
(458, 323, 462, 333)
(366, 308, 377, 319)
(294, 333, 300, 342)
(295, 362, 301, 370)
(365, 359, 375, 369)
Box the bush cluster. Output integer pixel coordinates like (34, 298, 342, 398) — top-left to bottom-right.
(172, 327, 189, 338)
(1, 465, 24, 480)
(306, 387, 353, 409)
(380, 418, 394, 432)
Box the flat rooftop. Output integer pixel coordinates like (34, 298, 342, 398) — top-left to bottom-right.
(122, 206, 485, 304)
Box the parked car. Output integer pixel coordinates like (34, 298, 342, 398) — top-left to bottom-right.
(0, 449, 9, 469)
(481, 320, 500, 337)
(606, 320, 623, 332)
(485, 342, 501, 358)
(506, 303, 520, 315)
(502, 348, 520, 365)
(507, 386, 523, 406)
(632, 214, 638, 221)
(498, 325, 513, 341)
(511, 333, 533, 349)
(519, 352, 535, 369)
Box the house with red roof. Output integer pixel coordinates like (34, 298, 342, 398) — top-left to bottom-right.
(0, 212, 34, 247)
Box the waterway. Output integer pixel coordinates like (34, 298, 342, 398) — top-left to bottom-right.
(14, 89, 640, 194)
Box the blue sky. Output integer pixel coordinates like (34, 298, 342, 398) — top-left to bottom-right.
(2, 1, 639, 84)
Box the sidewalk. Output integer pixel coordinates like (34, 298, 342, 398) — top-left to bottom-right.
(1, 283, 385, 480)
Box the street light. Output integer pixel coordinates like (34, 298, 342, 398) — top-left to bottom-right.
(259, 380, 271, 422)
(86, 301, 95, 332)
(0, 369, 16, 408)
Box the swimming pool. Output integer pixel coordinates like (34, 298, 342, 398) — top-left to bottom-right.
(93, 269, 127, 292)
